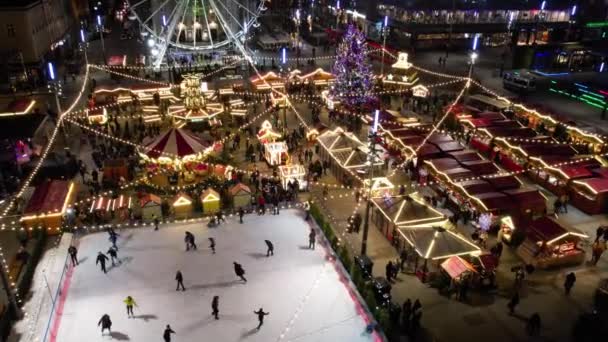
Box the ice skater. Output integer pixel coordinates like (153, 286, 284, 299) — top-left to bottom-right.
(216, 211, 225, 224)
(124, 295, 138, 318)
(253, 307, 269, 329)
(265, 240, 274, 257)
(96, 251, 109, 273)
(238, 207, 245, 224)
(107, 246, 119, 266)
(98, 313, 112, 335)
(163, 324, 175, 342)
(185, 231, 197, 251)
(175, 270, 186, 291)
(68, 245, 78, 266)
(309, 229, 316, 249)
(154, 217, 159, 231)
(303, 201, 310, 220)
(233, 262, 247, 282)
(108, 229, 119, 250)
(209, 237, 216, 254)
(211, 295, 219, 320)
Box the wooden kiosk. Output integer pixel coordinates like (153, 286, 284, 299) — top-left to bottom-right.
(201, 188, 221, 214)
(172, 193, 194, 218)
(230, 183, 252, 209)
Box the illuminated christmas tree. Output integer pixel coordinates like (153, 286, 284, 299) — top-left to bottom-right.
(330, 24, 375, 110)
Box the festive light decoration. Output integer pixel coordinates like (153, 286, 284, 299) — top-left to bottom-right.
(330, 24, 376, 109)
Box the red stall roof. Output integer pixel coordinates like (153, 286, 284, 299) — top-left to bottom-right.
(435, 141, 464, 153)
(558, 165, 593, 180)
(575, 178, 608, 194)
(463, 118, 494, 128)
(462, 160, 499, 175)
(428, 158, 460, 171)
(444, 168, 475, 181)
(477, 112, 506, 120)
(441, 256, 477, 279)
(528, 217, 569, 243)
(483, 175, 521, 190)
(427, 133, 454, 144)
(417, 144, 441, 159)
(503, 188, 547, 213)
(448, 150, 483, 162)
(24, 180, 72, 215)
(456, 179, 494, 195)
(591, 167, 608, 179)
(473, 192, 514, 212)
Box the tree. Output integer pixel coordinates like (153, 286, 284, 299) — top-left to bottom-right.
(330, 24, 375, 112)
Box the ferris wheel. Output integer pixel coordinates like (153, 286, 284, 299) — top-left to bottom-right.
(127, 0, 265, 56)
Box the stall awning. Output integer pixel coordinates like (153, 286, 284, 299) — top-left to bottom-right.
(448, 150, 482, 162)
(462, 160, 499, 175)
(558, 165, 593, 180)
(441, 256, 477, 279)
(528, 217, 588, 244)
(230, 183, 252, 196)
(483, 175, 521, 190)
(455, 179, 494, 195)
(434, 141, 464, 153)
(472, 192, 514, 213)
(573, 177, 608, 194)
(139, 194, 161, 208)
(503, 188, 546, 213)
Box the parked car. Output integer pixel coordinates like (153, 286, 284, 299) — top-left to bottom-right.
(372, 277, 392, 306)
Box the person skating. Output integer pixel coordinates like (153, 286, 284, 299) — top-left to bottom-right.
(97, 314, 112, 335)
(175, 270, 186, 291)
(96, 252, 109, 273)
(163, 324, 175, 342)
(308, 229, 316, 249)
(124, 296, 138, 318)
(108, 229, 119, 250)
(253, 307, 269, 329)
(265, 240, 274, 257)
(209, 237, 216, 254)
(154, 217, 159, 231)
(238, 207, 245, 224)
(211, 296, 219, 320)
(184, 231, 197, 251)
(107, 247, 119, 266)
(68, 245, 78, 266)
(233, 262, 247, 282)
(508, 292, 520, 314)
(564, 272, 576, 295)
(303, 201, 310, 220)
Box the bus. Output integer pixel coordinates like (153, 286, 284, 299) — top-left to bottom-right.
(502, 72, 537, 93)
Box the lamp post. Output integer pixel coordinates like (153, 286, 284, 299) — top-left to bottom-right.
(335, 0, 340, 29)
(281, 47, 287, 129)
(80, 28, 88, 65)
(361, 109, 381, 255)
(47, 62, 68, 142)
(380, 15, 389, 77)
(97, 15, 107, 65)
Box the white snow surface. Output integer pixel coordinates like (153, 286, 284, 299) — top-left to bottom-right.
(55, 210, 378, 342)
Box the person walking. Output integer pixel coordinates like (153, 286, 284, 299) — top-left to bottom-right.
(175, 270, 186, 291)
(97, 314, 112, 335)
(303, 201, 310, 220)
(108, 230, 119, 250)
(385, 261, 394, 282)
(209, 237, 216, 254)
(508, 292, 520, 314)
(564, 272, 576, 295)
(401, 298, 412, 329)
(591, 239, 607, 265)
(265, 240, 274, 257)
(399, 249, 408, 272)
(412, 299, 422, 313)
(211, 296, 219, 320)
(184, 231, 197, 251)
(234, 262, 247, 282)
(163, 324, 175, 342)
(124, 296, 138, 318)
(527, 313, 541, 336)
(154, 217, 160, 231)
(68, 245, 78, 266)
(238, 207, 245, 224)
(96, 252, 109, 274)
(107, 247, 119, 266)
(253, 307, 269, 329)
(308, 229, 316, 249)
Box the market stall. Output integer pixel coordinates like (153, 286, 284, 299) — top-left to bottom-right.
(516, 217, 588, 269)
(230, 183, 252, 209)
(570, 177, 608, 214)
(264, 142, 289, 166)
(89, 196, 112, 222)
(139, 194, 162, 220)
(20, 180, 75, 232)
(172, 193, 194, 219)
(257, 120, 282, 143)
(111, 195, 132, 221)
(103, 159, 129, 184)
(370, 194, 447, 245)
(200, 188, 221, 214)
(278, 164, 306, 190)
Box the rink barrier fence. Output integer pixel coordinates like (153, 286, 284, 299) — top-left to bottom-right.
(309, 203, 388, 342)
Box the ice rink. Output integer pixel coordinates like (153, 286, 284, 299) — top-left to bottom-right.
(54, 210, 379, 341)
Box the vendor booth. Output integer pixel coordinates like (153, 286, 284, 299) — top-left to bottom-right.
(89, 196, 112, 222)
(516, 217, 588, 269)
(20, 180, 75, 232)
(278, 164, 306, 190)
(571, 178, 608, 214)
(257, 120, 282, 143)
(230, 183, 252, 209)
(264, 142, 289, 166)
(201, 188, 221, 214)
(363, 177, 395, 197)
(172, 193, 194, 218)
(103, 159, 129, 184)
(111, 195, 132, 221)
(370, 194, 447, 245)
(139, 194, 162, 220)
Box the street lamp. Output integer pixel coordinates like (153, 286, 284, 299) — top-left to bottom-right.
(80, 28, 88, 65)
(97, 15, 107, 65)
(380, 15, 389, 77)
(47, 62, 67, 140)
(361, 109, 381, 255)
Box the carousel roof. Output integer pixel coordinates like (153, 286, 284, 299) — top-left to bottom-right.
(142, 128, 209, 159)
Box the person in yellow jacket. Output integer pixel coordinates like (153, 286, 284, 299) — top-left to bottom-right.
(124, 296, 138, 318)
